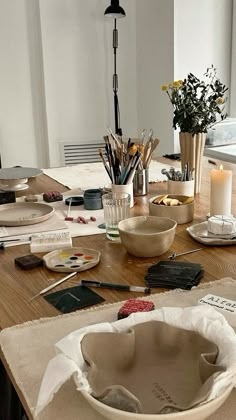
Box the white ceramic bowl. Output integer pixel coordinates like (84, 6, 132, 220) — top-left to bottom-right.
(149, 195, 194, 225)
(80, 386, 232, 420)
(118, 216, 176, 257)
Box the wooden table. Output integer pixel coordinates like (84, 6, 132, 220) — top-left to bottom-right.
(0, 156, 236, 331)
(0, 156, 236, 419)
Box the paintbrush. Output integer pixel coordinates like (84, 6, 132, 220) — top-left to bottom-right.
(107, 127, 123, 149)
(104, 136, 115, 183)
(126, 152, 142, 184)
(98, 148, 112, 181)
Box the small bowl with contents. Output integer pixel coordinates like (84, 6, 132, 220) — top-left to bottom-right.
(149, 194, 194, 225)
(118, 215, 176, 257)
(83, 189, 103, 210)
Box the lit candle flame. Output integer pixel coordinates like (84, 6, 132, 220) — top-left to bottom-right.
(220, 165, 223, 170)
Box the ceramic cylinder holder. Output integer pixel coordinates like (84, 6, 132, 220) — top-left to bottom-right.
(83, 189, 103, 210)
(168, 179, 194, 197)
(111, 183, 134, 207)
(133, 169, 149, 196)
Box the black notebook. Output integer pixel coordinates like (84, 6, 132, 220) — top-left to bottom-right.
(44, 285, 105, 314)
(145, 261, 204, 290)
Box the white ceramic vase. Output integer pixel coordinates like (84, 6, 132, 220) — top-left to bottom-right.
(179, 132, 206, 194)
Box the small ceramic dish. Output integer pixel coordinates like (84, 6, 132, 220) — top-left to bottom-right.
(187, 221, 236, 245)
(149, 195, 194, 225)
(43, 247, 101, 273)
(65, 196, 84, 206)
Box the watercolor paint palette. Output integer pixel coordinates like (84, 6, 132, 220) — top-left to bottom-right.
(43, 247, 100, 273)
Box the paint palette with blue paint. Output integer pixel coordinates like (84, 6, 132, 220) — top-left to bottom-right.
(43, 247, 101, 273)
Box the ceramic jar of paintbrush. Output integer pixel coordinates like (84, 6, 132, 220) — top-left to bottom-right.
(162, 164, 195, 197)
(111, 183, 134, 207)
(168, 179, 194, 197)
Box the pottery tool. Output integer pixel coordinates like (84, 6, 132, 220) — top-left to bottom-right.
(0, 238, 31, 249)
(145, 138, 160, 168)
(161, 164, 194, 181)
(0, 238, 29, 243)
(65, 198, 73, 221)
(168, 248, 202, 260)
(81, 280, 150, 294)
(29, 271, 78, 301)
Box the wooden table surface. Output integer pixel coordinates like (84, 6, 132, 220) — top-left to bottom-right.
(1, 156, 236, 331)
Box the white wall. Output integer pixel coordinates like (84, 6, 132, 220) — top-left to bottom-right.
(173, 0, 233, 151)
(230, 0, 236, 116)
(39, 0, 138, 167)
(0, 0, 48, 168)
(0, 0, 233, 167)
(136, 0, 175, 156)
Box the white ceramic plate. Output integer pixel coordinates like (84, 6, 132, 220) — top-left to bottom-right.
(0, 202, 54, 226)
(43, 247, 101, 273)
(0, 167, 42, 180)
(187, 221, 236, 245)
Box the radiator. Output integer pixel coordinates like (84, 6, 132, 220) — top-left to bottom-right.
(60, 141, 106, 166)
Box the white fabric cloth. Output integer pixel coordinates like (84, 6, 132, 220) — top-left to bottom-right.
(14, 189, 105, 238)
(35, 305, 236, 415)
(43, 160, 171, 190)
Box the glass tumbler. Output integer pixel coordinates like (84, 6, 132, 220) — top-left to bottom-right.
(102, 192, 130, 241)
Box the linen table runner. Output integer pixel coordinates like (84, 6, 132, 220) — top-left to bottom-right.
(1, 278, 236, 419)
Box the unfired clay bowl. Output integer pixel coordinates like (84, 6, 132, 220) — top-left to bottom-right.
(149, 195, 194, 225)
(80, 386, 232, 420)
(118, 216, 176, 257)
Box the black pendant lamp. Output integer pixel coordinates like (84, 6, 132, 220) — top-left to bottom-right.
(104, 0, 126, 18)
(104, 1, 126, 136)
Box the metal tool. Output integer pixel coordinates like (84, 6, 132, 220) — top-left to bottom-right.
(29, 272, 77, 301)
(168, 248, 202, 260)
(161, 168, 171, 179)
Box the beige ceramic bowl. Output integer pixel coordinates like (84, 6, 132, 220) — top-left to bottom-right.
(149, 195, 194, 225)
(118, 216, 176, 257)
(80, 386, 232, 420)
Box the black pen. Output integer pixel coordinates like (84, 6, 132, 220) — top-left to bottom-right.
(81, 280, 151, 294)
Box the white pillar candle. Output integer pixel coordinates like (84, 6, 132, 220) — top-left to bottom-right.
(210, 165, 232, 216)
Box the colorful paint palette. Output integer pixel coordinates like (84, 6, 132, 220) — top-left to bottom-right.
(43, 247, 101, 273)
